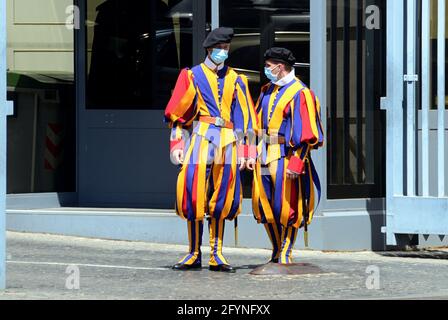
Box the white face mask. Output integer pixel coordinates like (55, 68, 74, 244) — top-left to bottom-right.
(264, 65, 280, 82)
(210, 48, 229, 64)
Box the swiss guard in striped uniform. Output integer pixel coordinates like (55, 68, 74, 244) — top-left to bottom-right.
(164, 27, 257, 273)
(252, 47, 324, 265)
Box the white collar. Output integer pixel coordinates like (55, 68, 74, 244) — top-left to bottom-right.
(273, 68, 296, 87)
(204, 56, 225, 71)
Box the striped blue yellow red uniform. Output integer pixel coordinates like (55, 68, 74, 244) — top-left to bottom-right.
(165, 62, 256, 267)
(252, 77, 324, 264)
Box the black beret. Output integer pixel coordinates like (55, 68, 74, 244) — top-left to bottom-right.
(203, 27, 234, 48)
(264, 47, 296, 66)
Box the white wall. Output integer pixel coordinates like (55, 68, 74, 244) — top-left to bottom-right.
(6, 0, 74, 73)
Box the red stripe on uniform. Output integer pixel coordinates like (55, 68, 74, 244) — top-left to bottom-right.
(283, 102, 291, 117)
(164, 69, 191, 119)
(289, 181, 298, 224)
(299, 91, 317, 145)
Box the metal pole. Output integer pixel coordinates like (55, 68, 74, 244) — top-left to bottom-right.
(421, 0, 430, 197)
(382, 0, 405, 246)
(310, 0, 327, 211)
(437, 0, 446, 198)
(406, 0, 417, 196)
(211, 0, 219, 29)
(0, 0, 7, 290)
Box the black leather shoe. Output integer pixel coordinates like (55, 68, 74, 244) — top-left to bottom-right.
(172, 262, 202, 271)
(270, 258, 279, 264)
(209, 264, 236, 273)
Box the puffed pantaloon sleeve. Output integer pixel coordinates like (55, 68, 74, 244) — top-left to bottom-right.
(164, 68, 198, 153)
(232, 75, 258, 159)
(287, 88, 324, 174)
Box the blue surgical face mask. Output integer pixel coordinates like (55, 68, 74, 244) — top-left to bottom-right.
(264, 65, 280, 82)
(210, 48, 229, 64)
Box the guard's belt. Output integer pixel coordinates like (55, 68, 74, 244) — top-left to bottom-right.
(199, 116, 234, 129)
(263, 134, 286, 145)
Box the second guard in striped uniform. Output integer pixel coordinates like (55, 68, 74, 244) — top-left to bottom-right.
(252, 47, 324, 265)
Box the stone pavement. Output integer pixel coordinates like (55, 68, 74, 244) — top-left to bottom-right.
(1, 232, 448, 300)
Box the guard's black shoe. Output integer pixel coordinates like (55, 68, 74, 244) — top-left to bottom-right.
(270, 258, 279, 263)
(172, 262, 202, 271)
(209, 264, 236, 273)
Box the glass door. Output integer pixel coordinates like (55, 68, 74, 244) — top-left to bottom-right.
(326, 0, 386, 199)
(85, 0, 196, 110)
(220, 0, 311, 196)
(76, 0, 210, 208)
(221, 0, 310, 97)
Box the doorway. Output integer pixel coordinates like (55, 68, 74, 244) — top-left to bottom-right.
(76, 0, 210, 208)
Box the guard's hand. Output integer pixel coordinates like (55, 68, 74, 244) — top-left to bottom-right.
(238, 158, 246, 171)
(246, 158, 256, 171)
(286, 169, 300, 180)
(172, 149, 184, 165)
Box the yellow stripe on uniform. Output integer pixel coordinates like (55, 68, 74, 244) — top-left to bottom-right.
(315, 96, 325, 147)
(271, 221, 282, 260)
(179, 221, 201, 265)
(170, 124, 184, 140)
(267, 86, 280, 123)
(268, 159, 278, 189)
(170, 70, 198, 123)
(209, 219, 229, 266)
(251, 164, 262, 222)
(280, 227, 293, 264)
(217, 219, 228, 264)
(268, 81, 303, 130)
(221, 144, 237, 220)
(208, 158, 224, 215)
(307, 160, 316, 225)
(200, 64, 221, 110)
(221, 69, 238, 121)
(195, 137, 209, 221)
(238, 75, 257, 132)
(186, 221, 200, 265)
(195, 88, 209, 117)
(255, 161, 275, 224)
(176, 134, 198, 220)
